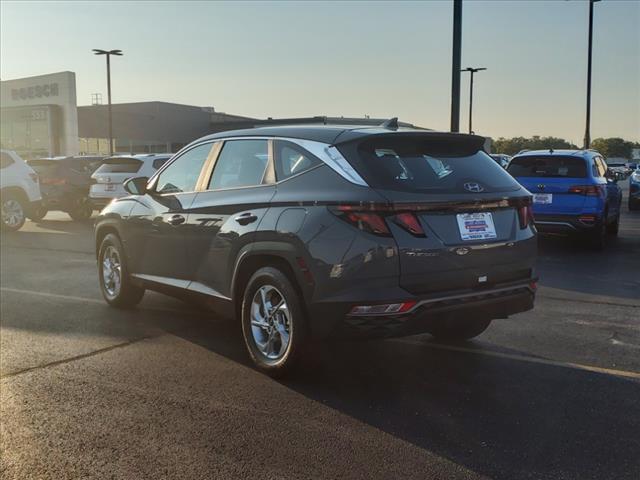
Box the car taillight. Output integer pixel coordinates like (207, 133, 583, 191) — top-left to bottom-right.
(41, 178, 67, 186)
(393, 212, 426, 237)
(568, 185, 603, 196)
(28, 172, 39, 183)
(518, 204, 534, 229)
(331, 205, 390, 236)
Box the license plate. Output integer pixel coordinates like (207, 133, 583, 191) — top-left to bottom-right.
(456, 212, 497, 241)
(105, 184, 116, 191)
(533, 193, 552, 204)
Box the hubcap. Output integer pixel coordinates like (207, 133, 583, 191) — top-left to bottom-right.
(2, 199, 24, 228)
(101, 246, 122, 297)
(250, 285, 291, 361)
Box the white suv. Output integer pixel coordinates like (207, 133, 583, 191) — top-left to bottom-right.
(1, 150, 42, 231)
(89, 154, 171, 208)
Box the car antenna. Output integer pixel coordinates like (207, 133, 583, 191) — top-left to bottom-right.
(380, 117, 398, 130)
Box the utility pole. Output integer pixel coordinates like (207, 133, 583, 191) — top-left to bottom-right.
(461, 67, 486, 134)
(92, 49, 123, 156)
(450, 0, 463, 132)
(583, 0, 600, 149)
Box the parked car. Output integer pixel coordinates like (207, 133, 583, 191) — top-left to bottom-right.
(89, 154, 171, 208)
(629, 165, 640, 211)
(27, 156, 105, 221)
(490, 153, 510, 168)
(605, 158, 632, 180)
(508, 149, 622, 249)
(1, 150, 42, 231)
(94, 124, 537, 376)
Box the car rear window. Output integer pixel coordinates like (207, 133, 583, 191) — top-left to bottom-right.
(507, 156, 587, 178)
(28, 160, 60, 176)
(94, 158, 142, 174)
(338, 136, 519, 193)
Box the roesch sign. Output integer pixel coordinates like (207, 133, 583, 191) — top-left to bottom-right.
(11, 83, 59, 101)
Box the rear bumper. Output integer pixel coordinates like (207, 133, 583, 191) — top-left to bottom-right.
(533, 214, 601, 235)
(308, 281, 536, 339)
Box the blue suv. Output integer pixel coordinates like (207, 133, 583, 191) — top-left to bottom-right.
(507, 149, 622, 250)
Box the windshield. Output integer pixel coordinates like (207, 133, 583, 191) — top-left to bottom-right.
(340, 137, 520, 193)
(94, 158, 142, 174)
(507, 156, 587, 178)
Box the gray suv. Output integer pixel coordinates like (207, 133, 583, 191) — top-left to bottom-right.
(95, 123, 537, 376)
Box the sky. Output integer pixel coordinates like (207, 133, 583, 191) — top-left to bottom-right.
(1, 0, 639, 143)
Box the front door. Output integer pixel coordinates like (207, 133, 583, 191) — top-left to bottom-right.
(126, 142, 216, 286)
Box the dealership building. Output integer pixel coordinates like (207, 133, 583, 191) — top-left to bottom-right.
(1, 71, 256, 159)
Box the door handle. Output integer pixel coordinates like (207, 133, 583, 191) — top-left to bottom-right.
(167, 214, 185, 226)
(234, 213, 258, 225)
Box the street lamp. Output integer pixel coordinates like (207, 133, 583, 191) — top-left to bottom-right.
(461, 67, 486, 134)
(92, 49, 123, 156)
(584, 0, 600, 149)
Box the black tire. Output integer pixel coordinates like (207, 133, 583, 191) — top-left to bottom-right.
(27, 205, 48, 222)
(588, 220, 607, 251)
(606, 213, 620, 235)
(98, 233, 145, 308)
(429, 317, 492, 341)
(68, 197, 93, 221)
(241, 267, 308, 377)
(1, 193, 26, 232)
(630, 198, 640, 211)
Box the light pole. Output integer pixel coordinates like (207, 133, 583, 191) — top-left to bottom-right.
(450, 0, 463, 132)
(584, 0, 600, 149)
(92, 49, 122, 155)
(461, 67, 486, 134)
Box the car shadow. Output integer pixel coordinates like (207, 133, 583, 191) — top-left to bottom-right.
(174, 318, 640, 480)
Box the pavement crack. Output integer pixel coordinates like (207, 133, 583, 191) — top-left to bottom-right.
(0, 334, 163, 380)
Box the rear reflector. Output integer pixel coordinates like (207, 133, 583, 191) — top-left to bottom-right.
(578, 214, 597, 224)
(349, 301, 417, 316)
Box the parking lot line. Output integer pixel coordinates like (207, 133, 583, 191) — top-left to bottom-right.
(393, 338, 640, 380)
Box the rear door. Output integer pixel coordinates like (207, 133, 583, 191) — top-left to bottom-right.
(507, 155, 588, 214)
(184, 139, 275, 299)
(336, 135, 535, 295)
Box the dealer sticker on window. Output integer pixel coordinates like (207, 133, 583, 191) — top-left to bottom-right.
(456, 212, 497, 241)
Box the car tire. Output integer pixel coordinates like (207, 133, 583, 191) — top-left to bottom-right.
(630, 199, 639, 211)
(98, 233, 145, 308)
(429, 317, 492, 341)
(68, 198, 93, 221)
(241, 267, 308, 377)
(588, 220, 607, 251)
(28, 205, 48, 222)
(1, 193, 26, 232)
(606, 213, 620, 235)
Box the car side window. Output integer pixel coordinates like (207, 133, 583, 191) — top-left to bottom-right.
(153, 157, 169, 170)
(208, 140, 269, 190)
(595, 157, 607, 177)
(274, 141, 322, 181)
(1, 152, 15, 169)
(156, 143, 213, 194)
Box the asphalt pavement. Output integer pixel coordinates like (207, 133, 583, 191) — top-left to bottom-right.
(1, 185, 639, 480)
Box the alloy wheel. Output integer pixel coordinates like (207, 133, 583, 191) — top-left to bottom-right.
(101, 245, 122, 297)
(250, 285, 292, 361)
(2, 199, 24, 228)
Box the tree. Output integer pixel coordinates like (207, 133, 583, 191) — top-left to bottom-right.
(590, 138, 639, 159)
(492, 136, 578, 156)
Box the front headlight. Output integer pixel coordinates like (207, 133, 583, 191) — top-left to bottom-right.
(632, 171, 640, 182)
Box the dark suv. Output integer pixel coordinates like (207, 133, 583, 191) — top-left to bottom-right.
(27, 156, 104, 221)
(95, 124, 537, 375)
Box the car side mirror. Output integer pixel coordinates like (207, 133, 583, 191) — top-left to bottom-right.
(123, 176, 149, 195)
